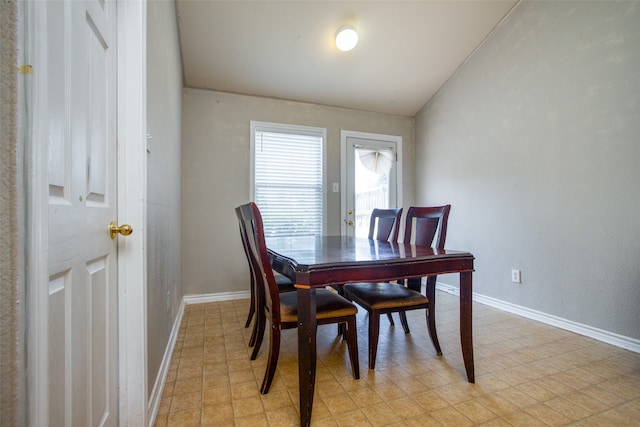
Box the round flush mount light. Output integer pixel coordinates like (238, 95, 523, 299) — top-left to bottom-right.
(335, 26, 358, 51)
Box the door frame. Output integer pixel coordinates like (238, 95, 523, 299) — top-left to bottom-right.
(23, 1, 148, 425)
(340, 130, 403, 235)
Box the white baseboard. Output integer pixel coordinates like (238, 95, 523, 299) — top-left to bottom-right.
(146, 290, 250, 426)
(184, 290, 251, 305)
(147, 301, 186, 427)
(436, 283, 640, 354)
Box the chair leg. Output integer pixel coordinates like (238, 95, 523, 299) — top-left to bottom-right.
(250, 310, 266, 360)
(385, 282, 397, 325)
(386, 313, 395, 325)
(260, 325, 280, 394)
(248, 316, 258, 347)
(368, 310, 381, 370)
(426, 276, 442, 355)
(245, 275, 256, 328)
(399, 311, 411, 334)
(248, 280, 260, 348)
(344, 318, 360, 379)
(337, 285, 346, 336)
(397, 277, 422, 331)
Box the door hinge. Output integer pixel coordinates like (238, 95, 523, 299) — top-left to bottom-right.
(17, 65, 33, 74)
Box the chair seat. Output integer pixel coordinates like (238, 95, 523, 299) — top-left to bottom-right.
(279, 289, 358, 323)
(344, 283, 428, 310)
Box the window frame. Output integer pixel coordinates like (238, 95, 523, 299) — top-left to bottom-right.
(250, 121, 327, 237)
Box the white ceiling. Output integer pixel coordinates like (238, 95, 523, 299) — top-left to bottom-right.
(176, 1, 518, 117)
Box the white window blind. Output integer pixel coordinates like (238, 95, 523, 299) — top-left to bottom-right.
(251, 122, 325, 237)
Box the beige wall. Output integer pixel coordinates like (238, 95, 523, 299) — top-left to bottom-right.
(181, 89, 414, 296)
(146, 0, 183, 395)
(415, 1, 640, 339)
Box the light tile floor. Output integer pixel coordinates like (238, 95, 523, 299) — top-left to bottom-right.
(153, 291, 640, 426)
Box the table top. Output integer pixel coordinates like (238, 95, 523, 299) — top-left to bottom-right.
(267, 235, 474, 286)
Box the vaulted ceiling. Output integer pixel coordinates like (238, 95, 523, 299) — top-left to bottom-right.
(176, 1, 518, 117)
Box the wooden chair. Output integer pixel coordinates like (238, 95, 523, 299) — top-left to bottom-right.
(368, 208, 403, 327)
(368, 208, 403, 241)
(343, 205, 450, 369)
(236, 202, 360, 393)
(237, 215, 295, 353)
(399, 205, 450, 354)
(336, 207, 402, 335)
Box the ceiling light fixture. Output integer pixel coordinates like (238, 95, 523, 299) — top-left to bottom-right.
(335, 26, 358, 52)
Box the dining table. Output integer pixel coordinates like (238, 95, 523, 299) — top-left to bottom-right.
(267, 235, 476, 427)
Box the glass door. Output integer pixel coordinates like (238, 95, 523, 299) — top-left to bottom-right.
(342, 132, 401, 238)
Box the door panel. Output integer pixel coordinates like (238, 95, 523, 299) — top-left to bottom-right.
(46, 1, 68, 201)
(87, 256, 112, 426)
(47, 272, 68, 427)
(87, 9, 109, 204)
(46, 0, 118, 425)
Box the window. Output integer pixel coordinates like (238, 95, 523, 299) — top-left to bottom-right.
(251, 121, 326, 237)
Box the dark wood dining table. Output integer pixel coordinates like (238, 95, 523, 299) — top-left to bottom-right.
(267, 235, 475, 427)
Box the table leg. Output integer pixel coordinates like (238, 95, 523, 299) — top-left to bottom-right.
(297, 287, 317, 427)
(425, 276, 442, 355)
(459, 271, 475, 382)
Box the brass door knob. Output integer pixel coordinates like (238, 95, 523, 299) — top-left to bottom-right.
(348, 221, 354, 227)
(110, 222, 133, 239)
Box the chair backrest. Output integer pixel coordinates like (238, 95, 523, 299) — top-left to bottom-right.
(402, 205, 451, 248)
(236, 202, 282, 323)
(368, 208, 403, 242)
(236, 209, 257, 290)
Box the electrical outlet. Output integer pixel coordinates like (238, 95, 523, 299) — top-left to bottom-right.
(511, 269, 521, 283)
